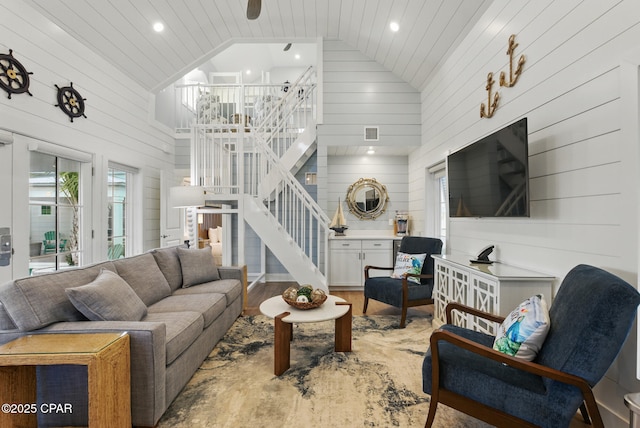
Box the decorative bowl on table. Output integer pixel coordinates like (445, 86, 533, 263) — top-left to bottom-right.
(282, 285, 327, 310)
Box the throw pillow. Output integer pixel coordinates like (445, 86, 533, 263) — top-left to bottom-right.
(177, 246, 220, 288)
(65, 269, 147, 321)
(493, 294, 550, 361)
(391, 252, 427, 284)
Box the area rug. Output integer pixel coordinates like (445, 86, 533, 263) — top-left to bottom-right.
(157, 314, 490, 428)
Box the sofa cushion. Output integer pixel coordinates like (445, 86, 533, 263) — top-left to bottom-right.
(0, 261, 116, 331)
(147, 294, 226, 328)
(114, 253, 172, 306)
(177, 247, 220, 287)
(150, 246, 184, 292)
(65, 269, 147, 321)
(142, 311, 204, 364)
(172, 279, 242, 307)
(0, 303, 17, 330)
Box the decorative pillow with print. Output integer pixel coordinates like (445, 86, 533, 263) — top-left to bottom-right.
(493, 294, 550, 361)
(391, 252, 427, 284)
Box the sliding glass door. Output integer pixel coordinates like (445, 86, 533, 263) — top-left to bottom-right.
(29, 152, 84, 273)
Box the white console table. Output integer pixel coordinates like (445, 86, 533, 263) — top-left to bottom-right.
(432, 254, 554, 335)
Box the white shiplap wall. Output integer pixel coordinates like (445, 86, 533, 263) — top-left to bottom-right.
(319, 39, 420, 230)
(0, 0, 175, 262)
(410, 0, 640, 425)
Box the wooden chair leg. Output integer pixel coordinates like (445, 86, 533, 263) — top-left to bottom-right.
(424, 396, 438, 427)
(363, 297, 369, 314)
(400, 306, 407, 328)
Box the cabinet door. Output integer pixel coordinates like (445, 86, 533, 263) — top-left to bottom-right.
(469, 274, 499, 335)
(329, 241, 363, 286)
(433, 261, 470, 328)
(361, 240, 392, 278)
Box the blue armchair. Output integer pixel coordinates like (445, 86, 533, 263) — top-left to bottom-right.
(363, 236, 443, 328)
(422, 264, 640, 428)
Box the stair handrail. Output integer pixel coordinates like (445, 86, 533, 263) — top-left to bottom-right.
(251, 128, 330, 279)
(257, 139, 330, 221)
(252, 66, 316, 157)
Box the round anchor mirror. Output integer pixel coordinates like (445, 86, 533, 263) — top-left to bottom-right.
(345, 178, 389, 220)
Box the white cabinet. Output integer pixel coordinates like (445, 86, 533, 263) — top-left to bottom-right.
(329, 238, 394, 289)
(433, 255, 554, 335)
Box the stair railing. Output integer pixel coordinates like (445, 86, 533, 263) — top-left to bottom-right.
(252, 66, 316, 159)
(250, 130, 330, 278)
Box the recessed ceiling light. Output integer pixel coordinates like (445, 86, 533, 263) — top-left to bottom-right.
(295, 54, 301, 60)
(153, 22, 164, 32)
(367, 147, 376, 155)
(390, 22, 400, 32)
(246, 69, 252, 75)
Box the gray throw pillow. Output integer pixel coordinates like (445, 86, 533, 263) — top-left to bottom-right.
(65, 269, 147, 321)
(177, 246, 220, 288)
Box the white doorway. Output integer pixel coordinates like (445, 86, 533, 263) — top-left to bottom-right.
(0, 140, 14, 283)
(160, 169, 187, 247)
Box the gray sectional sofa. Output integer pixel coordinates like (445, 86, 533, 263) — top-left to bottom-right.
(0, 245, 244, 427)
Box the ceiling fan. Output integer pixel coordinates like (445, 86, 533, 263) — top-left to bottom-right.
(247, 0, 261, 20)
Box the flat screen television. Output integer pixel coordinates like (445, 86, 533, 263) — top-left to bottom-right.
(447, 117, 529, 218)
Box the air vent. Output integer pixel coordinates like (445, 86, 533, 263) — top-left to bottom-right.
(364, 126, 379, 141)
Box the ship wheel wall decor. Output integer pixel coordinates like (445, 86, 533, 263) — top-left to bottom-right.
(0, 49, 33, 99)
(55, 82, 87, 122)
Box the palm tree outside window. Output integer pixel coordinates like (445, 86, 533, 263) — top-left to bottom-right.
(29, 152, 83, 273)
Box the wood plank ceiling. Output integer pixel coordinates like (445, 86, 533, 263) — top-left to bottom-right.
(25, 0, 492, 93)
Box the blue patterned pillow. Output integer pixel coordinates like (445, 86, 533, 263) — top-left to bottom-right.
(493, 294, 550, 361)
(391, 252, 427, 284)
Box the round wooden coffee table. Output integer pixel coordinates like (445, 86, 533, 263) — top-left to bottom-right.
(260, 294, 352, 375)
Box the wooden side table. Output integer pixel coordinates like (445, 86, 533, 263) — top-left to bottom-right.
(239, 264, 248, 314)
(0, 332, 130, 427)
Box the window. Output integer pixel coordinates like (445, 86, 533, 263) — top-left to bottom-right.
(29, 152, 83, 273)
(107, 163, 136, 260)
(436, 172, 448, 252)
(428, 162, 447, 253)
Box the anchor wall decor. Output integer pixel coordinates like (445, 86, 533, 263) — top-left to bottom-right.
(480, 72, 499, 118)
(500, 34, 526, 88)
(480, 34, 526, 119)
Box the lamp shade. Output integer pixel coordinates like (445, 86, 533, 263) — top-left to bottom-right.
(170, 186, 205, 208)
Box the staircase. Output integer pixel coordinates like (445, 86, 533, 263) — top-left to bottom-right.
(187, 67, 330, 291)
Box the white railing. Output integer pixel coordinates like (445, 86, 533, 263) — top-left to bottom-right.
(251, 131, 330, 277)
(252, 66, 316, 158)
(191, 125, 242, 194)
(175, 72, 315, 136)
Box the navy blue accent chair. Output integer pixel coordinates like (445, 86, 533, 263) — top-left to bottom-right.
(422, 264, 640, 428)
(363, 236, 443, 328)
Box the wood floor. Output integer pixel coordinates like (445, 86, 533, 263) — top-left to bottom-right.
(245, 281, 433, 318)
(246, 282, 592, 428)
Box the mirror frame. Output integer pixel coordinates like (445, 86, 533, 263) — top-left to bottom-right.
(345, 178, 389, 220)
